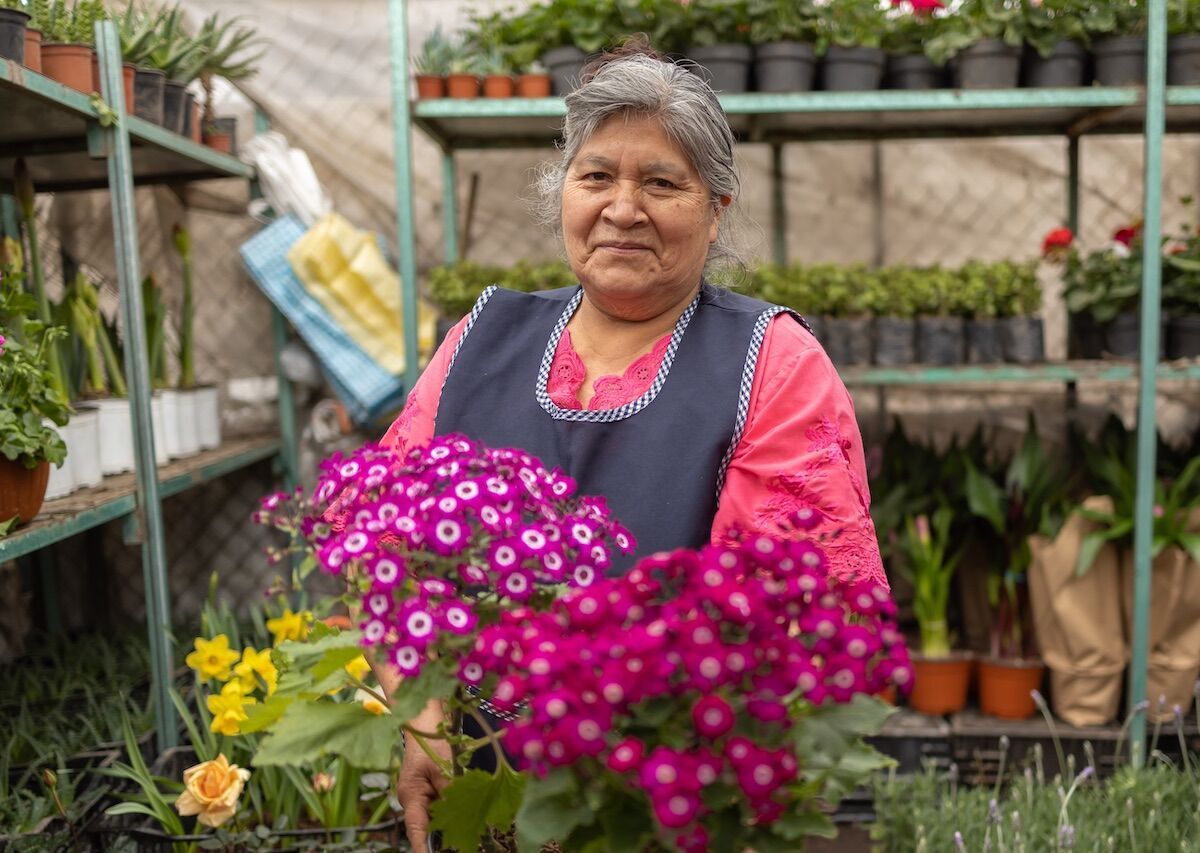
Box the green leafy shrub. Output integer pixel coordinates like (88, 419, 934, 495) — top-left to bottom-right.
(426, 260, 574, 318)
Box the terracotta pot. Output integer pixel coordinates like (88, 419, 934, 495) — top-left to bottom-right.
(516, 73, 552, 98)
(40, 43, 93, 93)
(203, 131, 233, 153)
(414, 74, 445, 98)
(446, 73, 480, 99)
(90, 54, 136, 107)
(978, 657, 1045, 720)
(24, 27, 41, 72)
(483, 74, 515, 97)
(908, 653, 973, 715)
(0, 457, 51, 527)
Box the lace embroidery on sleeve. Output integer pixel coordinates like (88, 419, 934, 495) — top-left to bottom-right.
(381, 394, 421, 454)
(804, 416, 869, 515)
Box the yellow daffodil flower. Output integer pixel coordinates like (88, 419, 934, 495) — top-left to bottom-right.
(266, 609, 312, 645)
(207, 680, 258, 736)
(233, 646, 278, 695)
(344, 654, 372, 684)
(355, 688, 389, 716)
(185, 635, 241, 682)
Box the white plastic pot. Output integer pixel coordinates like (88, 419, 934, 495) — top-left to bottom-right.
(96, 397, 135, 475)
(195, 385, 221, 450)
(43, 417, 75, 500)
(150, 394, 170, 466)
(159, 389, 184, 458)
(67, 405, 102, 489)
(176, 389, 200, 457)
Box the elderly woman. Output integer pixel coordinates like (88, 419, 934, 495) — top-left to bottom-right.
(384, 44, 884, 847)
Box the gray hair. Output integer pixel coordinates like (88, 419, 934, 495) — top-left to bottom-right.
(534, 53, 748, 280)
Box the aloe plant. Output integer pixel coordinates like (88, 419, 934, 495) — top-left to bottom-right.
(193, 11, 263, 126)
(415, 25, 454, 76)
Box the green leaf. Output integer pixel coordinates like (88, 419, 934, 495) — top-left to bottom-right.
(515, 770, 594, 851)
(105, 802, 165, 819)
(965, 461, 1006, 534)
(774, 808, 837, 841)
(239, 691, 299, 734)
(811, 694, 896, 738)
(390, 661, 459, 725)
(1076, 530, 1112, 577)
(253, 701, 401, 770)
(430, 765, 527, 853)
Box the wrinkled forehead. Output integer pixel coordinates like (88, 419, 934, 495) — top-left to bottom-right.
(571, 111, 705, 181)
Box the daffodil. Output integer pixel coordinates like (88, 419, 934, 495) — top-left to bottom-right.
(266, 609, 312, 645)
(185, 635, 241, 682)
(344, 654, 372, 684)
(355, 688, 389, 716)
(233, 646, 277, 695)
(207, 680, 257, 736)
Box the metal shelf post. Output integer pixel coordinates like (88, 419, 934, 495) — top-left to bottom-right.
(389, 0, 420, 394)
(96, 20, 176, 751)
(442, 149, 459, 264)
(1129, 0, 1169, 765)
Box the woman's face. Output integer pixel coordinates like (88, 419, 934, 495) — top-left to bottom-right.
(562, 113, 724, 321)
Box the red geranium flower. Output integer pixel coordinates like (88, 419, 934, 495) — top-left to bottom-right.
(1113, 222, 1141, 247)
(1041, 227, 1074, 258)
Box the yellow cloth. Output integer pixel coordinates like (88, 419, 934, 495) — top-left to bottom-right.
(287, 212, 435, 374)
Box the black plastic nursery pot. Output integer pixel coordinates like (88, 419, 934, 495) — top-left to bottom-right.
(542, 45, 586, 95)
(823, 316, 874, 365)
(133, 67, 165, 125)
(916, 316, 965, 364)
(1069, 311, 1106, 359)
(1093, 36, 1147, 86)
(181, 91, 197, 138)
(161, 80, 189, 134)
(1169, 35, 1200, 85)
(688, 43, 752, 93)
(0, 7, 29, 64)
(1000, 315, 1044, 363)
(953, 39, 1021, 89)
(874, 317, 916, 365)
(754, 41, 817, 92)
(887, 53, 943, 89)
(1167, 315, 1200, 359)
(966, 318, 1002, 363)
(1024, 40, 1088, 87)
(1104, 312, 1154, 359)
(822, 46, 885, 91)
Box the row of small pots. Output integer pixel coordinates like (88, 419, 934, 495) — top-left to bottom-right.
(813, 314, 1045, 368)
(43, 389, 222, 503)
(415, 71, 553, 99)
(538, 35, 1200, 96)
(1071, 313, 1200, 361)
(909, 652, 1046, 721)
(0, 9, 235, 153)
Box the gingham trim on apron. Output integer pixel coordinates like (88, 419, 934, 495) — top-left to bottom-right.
(463, 683, 524, 722)
(713, 306, 808, 500)
(440, 284, 499, 396)
(534, 287, 702, 423)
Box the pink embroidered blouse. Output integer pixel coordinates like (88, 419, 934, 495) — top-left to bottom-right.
(381, 313, 887, 589)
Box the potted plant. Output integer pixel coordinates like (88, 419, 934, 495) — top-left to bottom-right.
(193, 12, 261, 153)
(59, 271, 105, 490)
(536, 0, 593, 96)
(0, 239, 68, 530)
(37, 0, 103, 94)
(883, 0, 949, 90)
(927, 0, 1024, 89)
(479, 47, 516, 98)
(23, 0, 45, 72)
(817, 263, 875, 364)
(134, 4, 206, 133)
(685, 0, 754, 94)
(749, 263, 826, 341)
(821, 0, 888, 91)
(913, 264, 966, 365)
(958, 260, 1003, 363)
(414, 25, 451, 98)
(116, 1, 166, 124)
(965, 418, 1069, 720)
(445, 37, 482, 99)
(1065, 225, 1150, 359)
(1089, 0, 1148, 85)
(1164, 215, 1200, 358)
(873, 265, 919, 365)
(0, 0, 29, 64)
(516, 58, 551, 97)
(898, 507, 972, 715)
(749, 0, 821, 92)
(1169, 0, 1200, 83)
(996, 259, 1044, 363)
(174, 225, 220, 454)
(1021, 0, 1090, 87)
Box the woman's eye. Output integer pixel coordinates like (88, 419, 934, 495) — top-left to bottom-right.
(584, 172, 609, 182)
(649, 178, 676, 189)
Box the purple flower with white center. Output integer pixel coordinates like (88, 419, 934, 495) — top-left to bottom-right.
(457, 564, 488, 586)
(460, 660, 485, 684)
(362, 618, 387, 645)
(572, 564, 598, 588)
(692, 695, 734, 738)
(428, 516, 469, 556)
(441, 601, 477, 635)
(318, 541, 347, 574)
(342, 530, 373, 556)
(499, 569, 534, 601)
(399, 603, 437, 647)
(370, 555, 404, 588)
(489, 539, 522, 571)
(606, 738, 644, 772)
(366, 593, 391, 618)
(392, 645, 422, 675)
(517, 525, 549, 556)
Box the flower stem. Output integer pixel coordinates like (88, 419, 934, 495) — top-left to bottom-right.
(465, 706, 512, 773)
(403, 726, 454, 777)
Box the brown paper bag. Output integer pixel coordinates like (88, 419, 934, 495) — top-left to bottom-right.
(1028, 497, 1128, 727)
(1120, 541, 1200, 722)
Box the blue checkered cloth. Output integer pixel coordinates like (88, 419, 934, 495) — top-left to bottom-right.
(239, 216, 408, 424)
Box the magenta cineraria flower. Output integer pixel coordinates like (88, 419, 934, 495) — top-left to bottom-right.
(692, 695, 734, 737)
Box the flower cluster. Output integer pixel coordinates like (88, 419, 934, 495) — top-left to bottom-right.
(467, 525, 910, 847)
(185, 633, 281, 735)
(259, 435, 634, 678)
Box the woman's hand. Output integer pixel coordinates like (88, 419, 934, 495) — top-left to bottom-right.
(398, 700, 451, 851)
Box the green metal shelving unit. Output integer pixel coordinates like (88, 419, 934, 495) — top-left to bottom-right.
(389, 0, 1192, 762)
(0, 22, 300, 753)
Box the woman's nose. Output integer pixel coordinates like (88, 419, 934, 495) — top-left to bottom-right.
(602, 182, 647, 229)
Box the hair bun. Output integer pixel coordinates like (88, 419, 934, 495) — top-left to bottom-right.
(579, 34, 665, 85)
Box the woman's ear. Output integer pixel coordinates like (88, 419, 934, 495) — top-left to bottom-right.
(709, 196, 731, 243)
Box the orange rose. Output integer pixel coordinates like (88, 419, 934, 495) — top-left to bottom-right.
(174, 754, 251, 828)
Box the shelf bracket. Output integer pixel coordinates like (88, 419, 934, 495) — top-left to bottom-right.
(86, 121, 112, 159)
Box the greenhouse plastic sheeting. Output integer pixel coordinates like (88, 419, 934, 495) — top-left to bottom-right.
(240, 216, 407, 424)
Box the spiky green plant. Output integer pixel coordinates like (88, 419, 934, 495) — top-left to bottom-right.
(192, 12, 263, 126)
